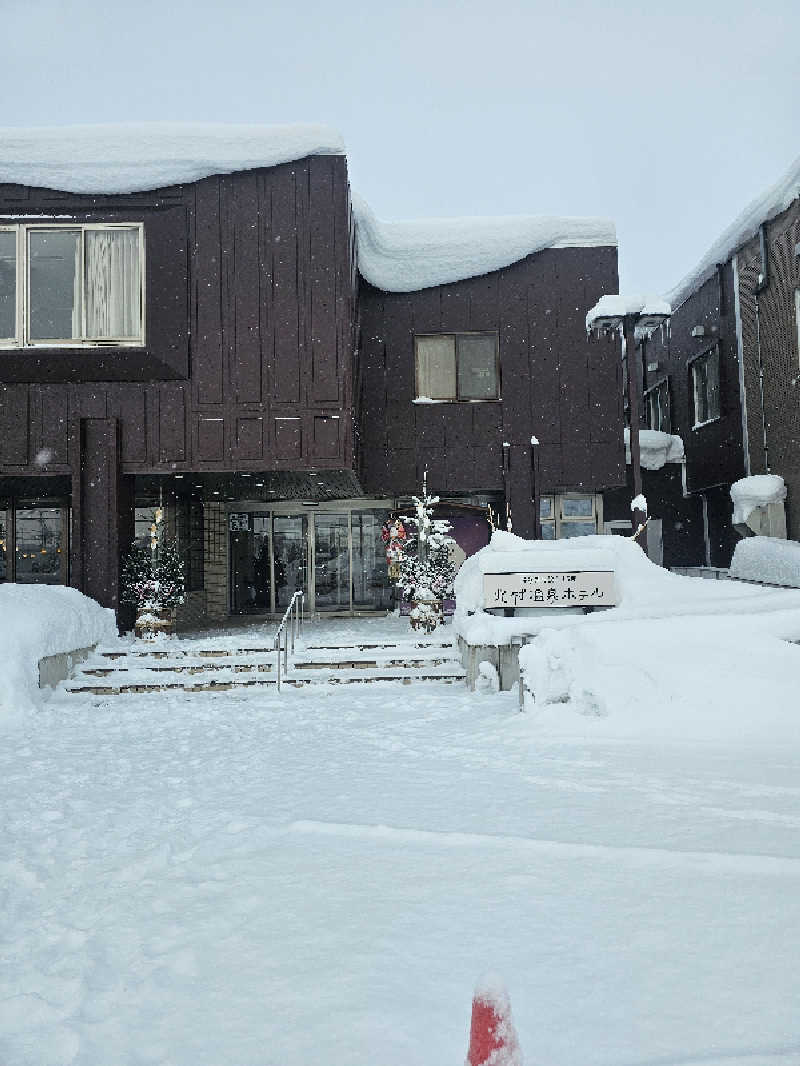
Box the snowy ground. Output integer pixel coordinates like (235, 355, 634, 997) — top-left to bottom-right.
(2, 616, 800, 1066)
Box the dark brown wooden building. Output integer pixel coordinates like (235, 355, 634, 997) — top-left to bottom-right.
(604, 162, 800, 569)
(0, 125, 625, 623)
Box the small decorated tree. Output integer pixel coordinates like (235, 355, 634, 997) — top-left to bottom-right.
(120, 507, 185, 638)
(397, 472, 457, 632)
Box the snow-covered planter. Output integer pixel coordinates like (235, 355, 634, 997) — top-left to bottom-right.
(730, 535, 800, 588)
(730, 475, 787, 537)
(0, 585, 116, 725)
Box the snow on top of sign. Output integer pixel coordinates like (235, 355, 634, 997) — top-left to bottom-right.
(631, 493, 648, 514)
(626, 429, 685, 469)
(730, 474, 786, 526)
(730, 535, 800, 588)
(0, 122, 346, 194)
(625, 428, 685, 470)
(586, 294, 671, 332)
(665, 153, 800, 310)
(352, 193, 616, 293)
(454, 529, 800, 646)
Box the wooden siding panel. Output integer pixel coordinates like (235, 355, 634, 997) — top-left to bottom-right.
(312, 414, 340, 459)
(270, 167, 302, 405)
(158, 384, 186, 463)
(196, 415, 225, 462)
(193, 179, 224, 405)
(37, 385, 69, 466)
(107, 384, 147, 465)
(232, 172, 262, 405)
(309, 158, 339, 405)
(0, 384, 30, 465)
(273, 416, 302, 460)
(235, 416, 264, 461)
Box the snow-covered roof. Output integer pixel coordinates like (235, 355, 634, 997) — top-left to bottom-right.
(586, 294, 671, 333)
(0, 122, 346, 194)
(0, 122, 617, 293)
(665, 154, 800, 311)
(354, 194, 616, 293)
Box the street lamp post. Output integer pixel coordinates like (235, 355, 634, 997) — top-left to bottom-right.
(586, 295, 672, 553)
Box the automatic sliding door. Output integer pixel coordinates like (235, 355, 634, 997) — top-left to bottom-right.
(273, 516, 308, 611)
(314, 513, 350, 612)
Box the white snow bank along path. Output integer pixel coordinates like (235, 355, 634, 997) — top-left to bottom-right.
(0, 585, 116, 722)
(454, 531, 800, 645)
(352, 194, 616, 292)
(730, 474, 787, 526)
(518, 611, 800, 744)
(0, 122, 345, 194)
(666, 153, 800, 310)
(730, 535, 800, 588)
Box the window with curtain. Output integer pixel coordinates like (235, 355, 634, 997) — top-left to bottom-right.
(414, 332, 499, 400)
(645, 378, 671, 433)
(0, 223, 143, 347)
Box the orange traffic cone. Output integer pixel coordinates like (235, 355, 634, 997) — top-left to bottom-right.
(466, 974, 522, 1066)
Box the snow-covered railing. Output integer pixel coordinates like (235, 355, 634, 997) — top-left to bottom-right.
(272, 591, 305, 692)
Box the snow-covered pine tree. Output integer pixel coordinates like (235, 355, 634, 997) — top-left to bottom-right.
(397, 472, 457, 630)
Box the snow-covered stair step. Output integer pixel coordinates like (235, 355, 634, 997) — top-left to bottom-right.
(304, 640, 455, 652)
(62, 662, 466, 695)
(293, 656, 460, 671)
(97, 644, 275, 661)
(80, 653, 276, 676)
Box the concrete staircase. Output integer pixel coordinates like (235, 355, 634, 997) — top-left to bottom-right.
(61, 633, 466, 696)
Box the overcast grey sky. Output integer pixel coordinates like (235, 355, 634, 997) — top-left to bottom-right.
(2, 0, 798, 294)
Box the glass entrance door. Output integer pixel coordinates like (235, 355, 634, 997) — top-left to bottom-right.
(230, 514, 272, 614)
(273, 515, 308, 612)
(14, 506, 67, 584)
(313, 513, 350, 612)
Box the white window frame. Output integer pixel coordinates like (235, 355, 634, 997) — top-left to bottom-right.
(0, 221, 145, 349)
(539, 493, 602, 539)
(691, 346, 721, 428)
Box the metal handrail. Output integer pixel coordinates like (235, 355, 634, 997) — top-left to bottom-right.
(272, 590, 305, 692)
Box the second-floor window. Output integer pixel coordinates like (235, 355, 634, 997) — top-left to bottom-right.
(691, 346, 720, 427)
(645, 378, 671, 433)
(0, 223, 144, 348)
(414, 332, 499, 401)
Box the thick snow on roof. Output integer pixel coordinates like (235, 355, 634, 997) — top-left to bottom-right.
(0, 122, 345, 194)
(586, 294, 671, 332)
(665, 154, 800, 310)
(352, 194, 616, 293)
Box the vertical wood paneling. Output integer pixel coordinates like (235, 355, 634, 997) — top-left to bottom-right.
(270, 166, 301, 404)
(193, 179, 224, 405)
(107, 384, 147, 464)
(158, 384, 186, 463)
(37, 385, 69, 465)
(233, 172, 262, 405)
(0, 384, 30, 465)
(309, 157, 339, 405)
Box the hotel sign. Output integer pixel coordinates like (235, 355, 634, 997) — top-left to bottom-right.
(483, 570, 616, 609)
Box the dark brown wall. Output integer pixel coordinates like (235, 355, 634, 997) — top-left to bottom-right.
(0, 154, 355, 479)
(357, 245, 623, 535)
(735, 199, 800, 538)
(643, 264, 746, 495)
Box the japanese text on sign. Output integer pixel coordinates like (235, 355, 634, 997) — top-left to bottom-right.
(483, 571, 616, 608)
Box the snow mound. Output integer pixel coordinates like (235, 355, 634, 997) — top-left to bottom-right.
(0, 122, 345, 194)
(730, 536, 800, 588)
(665, 153, 800, 310)
(625, 428, 685, 470)
(0, 585, 116, 725)
(353, 194, 616, 293)
(730, 474, 786, 527)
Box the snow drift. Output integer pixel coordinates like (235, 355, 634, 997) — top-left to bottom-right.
(730, 535, 800, 588)
(0, 585, 116, 725)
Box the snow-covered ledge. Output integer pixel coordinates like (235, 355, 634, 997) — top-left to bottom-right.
(730, 475, 787, 538)
(624, 428, 684, 471)
(0, 585, 117, 727)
